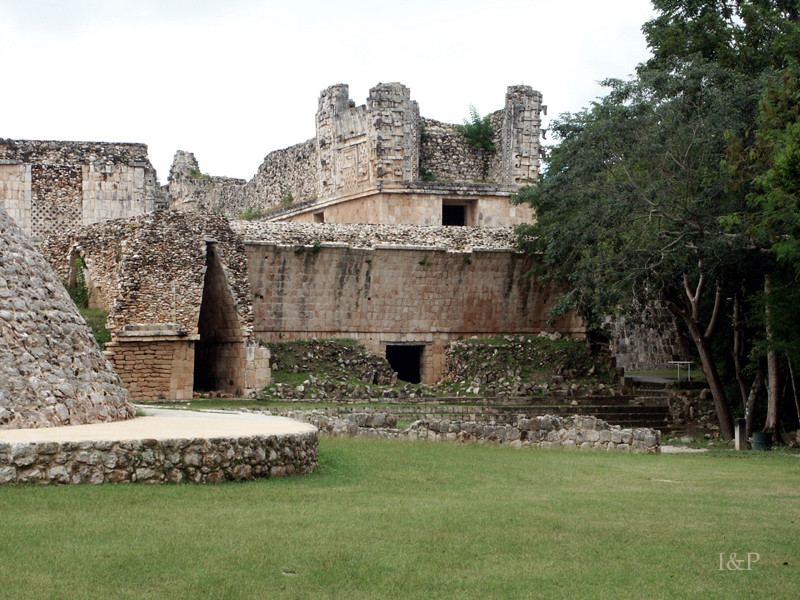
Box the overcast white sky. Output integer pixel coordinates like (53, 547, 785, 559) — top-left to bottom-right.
(0, 0, 655, 181)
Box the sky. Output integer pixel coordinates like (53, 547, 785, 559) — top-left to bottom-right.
(0, 0, 656, 181)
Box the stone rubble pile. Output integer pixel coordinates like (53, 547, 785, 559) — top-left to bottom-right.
(0, 206, 134, 429)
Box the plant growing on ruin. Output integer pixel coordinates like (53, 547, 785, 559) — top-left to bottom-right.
(455, 106, 495, 153)
(239, 206, 263, 221)
(419, 167, 436, 182)
(187, 167, 210, 180)
(456, 106, 495, 178)
(282, 190, 294, 205)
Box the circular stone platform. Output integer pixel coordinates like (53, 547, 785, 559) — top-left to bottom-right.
(0, 408, 318, 485)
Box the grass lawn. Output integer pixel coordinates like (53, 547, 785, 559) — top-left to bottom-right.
(0, 439, 798, 599)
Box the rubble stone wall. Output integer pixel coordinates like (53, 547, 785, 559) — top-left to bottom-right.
(273, 410, 660, 454)
(0, 430, 318, 485)
(0, 206, 134, 429)
(419, 114, 504, 183)
(72, 211, 253, 338)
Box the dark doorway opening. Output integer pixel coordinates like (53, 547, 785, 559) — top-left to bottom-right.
(386, 345, 423, 383)
(194, 242, 243, 393)
(442, 204, 466, 226)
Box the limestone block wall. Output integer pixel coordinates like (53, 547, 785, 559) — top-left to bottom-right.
(243, 240, 583, 382)
(605, 309, 690, 371)
(104, 338, 195, 401)
(0, 163, 32, 231)
(0, 430, 318, 485)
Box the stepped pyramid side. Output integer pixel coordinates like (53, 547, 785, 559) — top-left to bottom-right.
(0, 206, 134, 429)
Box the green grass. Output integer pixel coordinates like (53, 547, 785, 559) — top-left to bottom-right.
(0, 440, 798, 599)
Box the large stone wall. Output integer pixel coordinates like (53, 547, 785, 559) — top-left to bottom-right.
(0, 429, 318, 485)
(238, 223, 583, 383)
(0, 139, 165, 269)
(0, 206, 134, 430)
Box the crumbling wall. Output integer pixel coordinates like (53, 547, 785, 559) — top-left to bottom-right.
(187, 83, 542, 224)
(72, 210, 253, 338)
(166, 150, 247, 213)
(0, 139, 165, 270)
(419, 114, 504, 183)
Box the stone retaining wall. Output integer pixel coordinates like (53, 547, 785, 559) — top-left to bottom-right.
(0, 430, 318, 485)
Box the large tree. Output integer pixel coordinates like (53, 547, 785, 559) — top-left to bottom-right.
(515, 0, 800, 440)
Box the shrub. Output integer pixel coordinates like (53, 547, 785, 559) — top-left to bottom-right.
(455, 106, 495, 153)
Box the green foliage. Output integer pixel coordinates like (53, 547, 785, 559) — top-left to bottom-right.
(65, 255, 90, 309)
(513, 1, 800, 438)
(187, 167, 211, 180)
(419, 167, 436, 182)
(238, 205, 263, 221)
(455, 106, 496, 153)
(281, 190, 294, 205)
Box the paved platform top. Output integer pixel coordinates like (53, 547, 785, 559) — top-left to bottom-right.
(0, 408, 315, 443)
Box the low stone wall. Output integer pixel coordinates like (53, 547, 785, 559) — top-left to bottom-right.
(269, 410, 660, 453)
(0, 431, 318, 485)
(408, 415, 660, 453)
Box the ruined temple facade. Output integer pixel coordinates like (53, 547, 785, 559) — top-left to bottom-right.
(169, 82, 541, 227)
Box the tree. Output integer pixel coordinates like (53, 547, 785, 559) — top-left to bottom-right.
(514, 1, 800, 440)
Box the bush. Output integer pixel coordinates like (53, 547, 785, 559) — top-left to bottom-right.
(455, 106, 495, 153)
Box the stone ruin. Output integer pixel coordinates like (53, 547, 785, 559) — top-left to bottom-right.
(69, 210, 270, 401)
(0, 206, 134, 429)
(0, 81, 689, 405)
(167, 82, 542, 227)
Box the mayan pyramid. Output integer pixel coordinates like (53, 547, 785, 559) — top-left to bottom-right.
(0, 206, 134, 429)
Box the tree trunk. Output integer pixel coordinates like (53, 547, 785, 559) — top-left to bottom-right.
(787, 353, 800, 427)
(667, 276, 734, 440)
(691, 320, 735, 440)
(745, 370, 764, 439)
(732, 294, 749, 409)
(765, 276, 781, 439)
